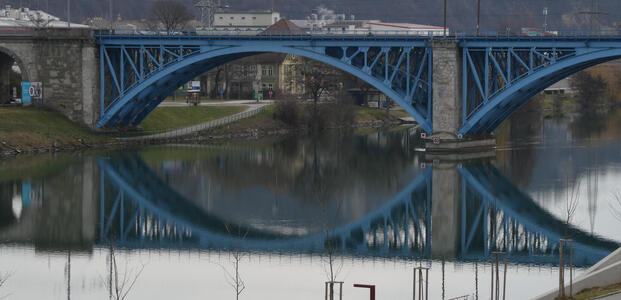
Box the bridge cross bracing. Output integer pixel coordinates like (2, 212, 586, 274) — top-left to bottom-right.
(95, 34, 621, 136)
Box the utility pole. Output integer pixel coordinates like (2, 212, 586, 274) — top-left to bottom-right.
(476, 0, 481, 35)
(443, 0, 447, 37)
(195, 0, 216, 29)
(66, 0, 70, 28)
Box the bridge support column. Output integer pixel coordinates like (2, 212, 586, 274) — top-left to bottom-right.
(431, 163, 461, 259)
(428, 40, 495, 152)
(432, 40, 462, 139)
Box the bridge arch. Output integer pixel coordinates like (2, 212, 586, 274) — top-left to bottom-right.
(0, 44, 32, 82)
(460, 47, 621, 135)
(97, 41, 433, 131)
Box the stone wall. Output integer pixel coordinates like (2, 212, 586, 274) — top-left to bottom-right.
(0, 29, 99, 128)
(33, 28, 99, 128)
(432, 40, 463, 138)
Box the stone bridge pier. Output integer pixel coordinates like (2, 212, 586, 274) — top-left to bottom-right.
(430, 40, 495, 151)
(0, 28, 99, 128)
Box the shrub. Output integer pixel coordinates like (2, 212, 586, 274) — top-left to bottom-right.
(274, 99, 300, 126)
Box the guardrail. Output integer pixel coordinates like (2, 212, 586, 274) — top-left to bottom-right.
(120, 105, 265, 142)
(94, 29, 621, 40)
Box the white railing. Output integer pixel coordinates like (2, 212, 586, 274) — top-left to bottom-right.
(121, 105, 265, 142)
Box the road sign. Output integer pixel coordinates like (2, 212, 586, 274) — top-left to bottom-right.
(188, 81, 201, 92)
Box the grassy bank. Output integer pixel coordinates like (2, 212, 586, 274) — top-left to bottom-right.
(0, 107, 107, 151)
(209, 105, 410, 136)
(140, 105, 247, 133)
(569, 282, 621, 300)
(355, 106, 410, 123)
(1, 104, 410, 153)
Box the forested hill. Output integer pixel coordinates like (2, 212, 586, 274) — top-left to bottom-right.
(11, 0, 621, 31)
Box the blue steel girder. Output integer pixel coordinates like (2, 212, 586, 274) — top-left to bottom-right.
(459, 40, 621, 135)
(97, 36, 434, 132)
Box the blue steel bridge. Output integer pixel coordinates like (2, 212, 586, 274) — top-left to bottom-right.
(98, 154, 620, 266)
(97, 32, 621, 136)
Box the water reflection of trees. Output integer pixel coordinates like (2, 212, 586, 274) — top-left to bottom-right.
(152, 130, 418, 207)
(496, 109, 542, 188)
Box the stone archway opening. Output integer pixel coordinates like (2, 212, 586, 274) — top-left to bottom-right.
(0, 51, 24, 105)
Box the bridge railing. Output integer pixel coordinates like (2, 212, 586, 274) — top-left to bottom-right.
(113, 104, 266, 141)
(94, 29, 621, 40)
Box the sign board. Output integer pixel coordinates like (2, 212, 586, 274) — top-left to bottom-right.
(30, 82, 43, 100)
(21, 82, 43, 105)
(21, 81, 31, 104)
(188, 81, 201, 93)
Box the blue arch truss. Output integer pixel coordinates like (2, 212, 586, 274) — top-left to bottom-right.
(96, 35, 434, 132)
(97, 35, 621, 135)
(459, 38, 621, 134)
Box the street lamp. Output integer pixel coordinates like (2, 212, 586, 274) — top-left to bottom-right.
(543, 7, 549, 32)
(444, 0, 481, 37)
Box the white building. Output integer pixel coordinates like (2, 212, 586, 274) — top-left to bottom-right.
(0, 5, 88, 28)
(201, 10, 280, 34)
(291, 8, 445, 36)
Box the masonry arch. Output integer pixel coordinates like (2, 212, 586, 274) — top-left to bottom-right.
(0, 45, 31, 104)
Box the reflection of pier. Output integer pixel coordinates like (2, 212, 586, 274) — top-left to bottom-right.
(98, 155, 619, 266)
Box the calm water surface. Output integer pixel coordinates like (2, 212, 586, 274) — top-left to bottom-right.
(1, 109, 621, 300)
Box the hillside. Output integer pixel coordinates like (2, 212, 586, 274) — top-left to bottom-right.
(15, 0, 621, 31)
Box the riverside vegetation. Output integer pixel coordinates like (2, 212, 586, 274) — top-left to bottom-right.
(0, 101, 409, 155)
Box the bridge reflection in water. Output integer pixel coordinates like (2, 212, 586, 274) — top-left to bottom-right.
(98, 154, 619, 267)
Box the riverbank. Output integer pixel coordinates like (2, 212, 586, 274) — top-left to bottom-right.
(0, 105, 411, 156)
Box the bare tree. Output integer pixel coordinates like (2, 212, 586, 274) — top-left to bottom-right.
(302, 61, 340, 127)
(220, 224, 249, 300)
(611, 190, 621, 223)
(149, 0, 194, 34)
(0, 272, 12, 299)
(29, 12, 54, 28)
(103, 244, 145, 300)
(564, 179, 581, 237)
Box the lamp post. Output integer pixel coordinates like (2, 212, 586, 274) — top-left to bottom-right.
(543, 7, 549, 32)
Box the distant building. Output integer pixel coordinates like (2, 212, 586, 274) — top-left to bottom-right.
(544, 78, 575, 95)
(0, 5, 88, 28)
(198, 10, 280, 34)
(291, 7, 445, 36)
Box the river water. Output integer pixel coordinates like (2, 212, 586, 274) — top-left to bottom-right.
(1, 109, 621, 300)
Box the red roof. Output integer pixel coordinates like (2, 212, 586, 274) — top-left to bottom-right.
(261, 18, 303, 34)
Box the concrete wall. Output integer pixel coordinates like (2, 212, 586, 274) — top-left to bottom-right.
(432, 40, 462, 138)
(0, 28, 99, 128)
